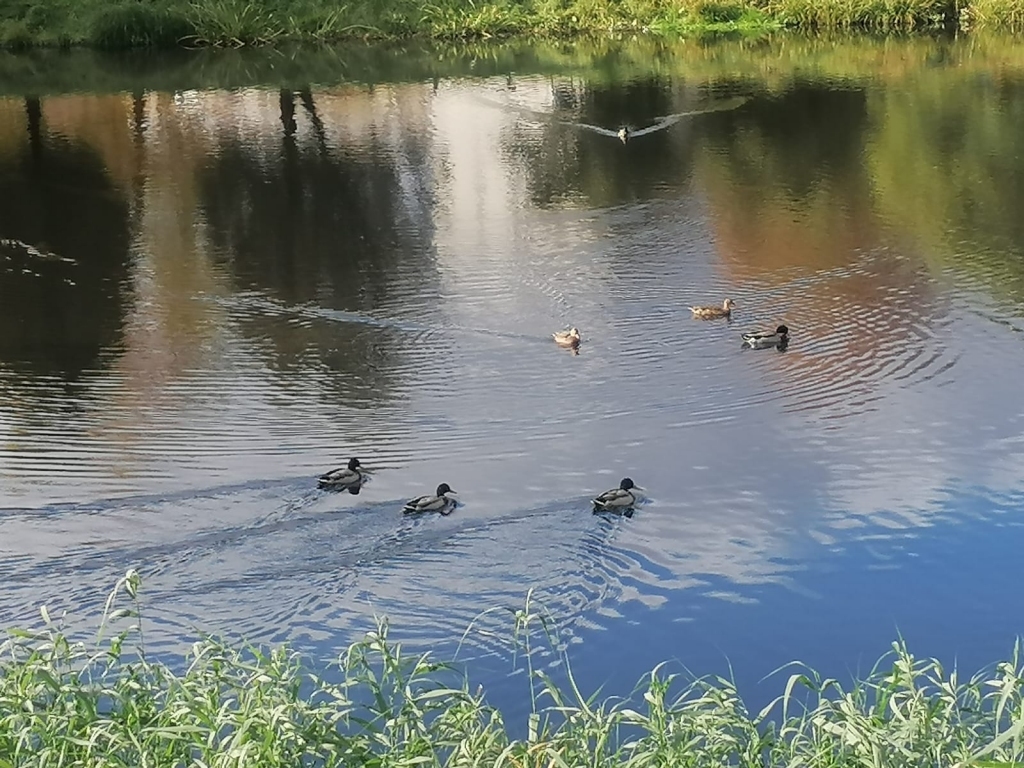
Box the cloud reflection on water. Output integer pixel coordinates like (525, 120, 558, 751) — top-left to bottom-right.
(1, 55, 1024, 696)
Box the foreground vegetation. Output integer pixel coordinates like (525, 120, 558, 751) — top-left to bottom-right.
(2, 572, 1024, 766)
(1, 0, 1024, 50)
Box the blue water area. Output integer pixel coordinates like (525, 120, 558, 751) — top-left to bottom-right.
(2, 35, 1024, 725)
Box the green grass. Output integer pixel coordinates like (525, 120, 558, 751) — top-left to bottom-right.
(762, 0, 952, 30)
(964, 0, 1024, 26)
(91, 3, 194, 49)
(4, 572, 1024, 767)
(0, 0, 1021, 49)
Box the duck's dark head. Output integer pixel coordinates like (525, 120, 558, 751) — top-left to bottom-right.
(776, 325, 789, 336)
(619, 477, 635, 490)
(437, 483, 454, 496)
(348, 457, 361, 470)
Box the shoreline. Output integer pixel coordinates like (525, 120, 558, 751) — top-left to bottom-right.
(1, 0, 1022, 51)
(2, 577, 1024, 765)
(4, 31, 1024, 97)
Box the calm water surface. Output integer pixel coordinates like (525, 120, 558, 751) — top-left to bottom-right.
(2, 34, 1024, 718)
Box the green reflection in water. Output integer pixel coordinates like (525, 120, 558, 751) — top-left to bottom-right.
(1, 31, 1023, 376)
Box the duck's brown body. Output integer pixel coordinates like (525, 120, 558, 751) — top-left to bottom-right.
(689, 298, 735, 320)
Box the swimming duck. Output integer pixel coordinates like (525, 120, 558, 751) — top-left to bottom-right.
(689, 298, 735, 320)
(593, 477, 644, 512)
(402, 483, 458, 515)
(742, 324, 789, 349)
(617, 127, 630, 143)
(552, 327, 581, 349)
(318, 457, 366, 491)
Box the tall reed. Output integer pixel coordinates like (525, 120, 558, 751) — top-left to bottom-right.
(183, 0, 283, 46)
(760, 0, 951, 30)
(964, 0, 1024, 26)
(2, 573, 1024, 767)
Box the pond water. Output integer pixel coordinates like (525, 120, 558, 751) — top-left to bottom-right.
(2, 34, 1024, 721)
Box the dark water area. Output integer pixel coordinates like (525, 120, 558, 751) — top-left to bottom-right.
(3, 33, 1024, 723)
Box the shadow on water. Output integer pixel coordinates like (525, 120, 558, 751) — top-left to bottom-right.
(195, 86, 445, 407)
(867, 75, 1024, 305)
(703, 84, 869, 203)
(0, 97, 131, 379)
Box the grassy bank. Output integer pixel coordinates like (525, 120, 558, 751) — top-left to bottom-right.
(3, 573, 1024, 767)
(0, 0, 1021, 50)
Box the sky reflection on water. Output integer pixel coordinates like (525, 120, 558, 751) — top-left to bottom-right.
(2, 34, 1024, 719)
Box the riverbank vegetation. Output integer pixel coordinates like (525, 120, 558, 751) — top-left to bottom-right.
(0, 0, 1023, 49)
(3, 573, 1024, 767)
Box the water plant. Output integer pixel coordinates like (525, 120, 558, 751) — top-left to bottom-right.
(3, 0, 1022, 49)
(762, 0, 950, 30)
(963, 0, 1024, 26)
(182, 0, 283, 46)
(91, 2, 193, 49)
(3, 572, 1024, 766)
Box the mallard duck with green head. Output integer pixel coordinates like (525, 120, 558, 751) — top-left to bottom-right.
(593, 477, 645, 512)
(402, 483, 458, 515)
(318, 457, 367, 492)
(742, 324, 789, 349)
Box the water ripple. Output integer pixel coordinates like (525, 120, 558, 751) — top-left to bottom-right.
(4, 71, 1024, 692)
